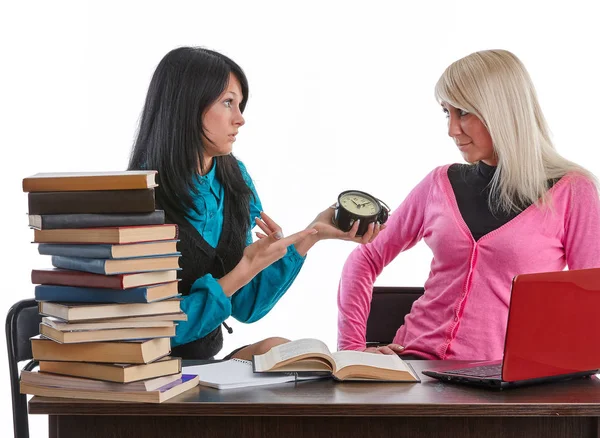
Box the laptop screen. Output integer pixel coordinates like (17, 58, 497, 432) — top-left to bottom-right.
(502, 267, 600, 382)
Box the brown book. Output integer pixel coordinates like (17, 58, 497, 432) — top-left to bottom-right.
(38, 240, 178, 259)
(38, 300, 181, 322)
(34, 224, 178, 244)
(28, 189, 156, 215)
(252, 338, 420, 382)
(42, 316, 176, 331)
(30, 335, 171, 363)
(39, 322, 176, 343)
(22, 370, 181, 390)
(38, 357, 182, 383)
(32, 269, 179, 289)
(23, 171, 158, 192)
(83, 312, 187, 323)
(20, 374, 199, 403)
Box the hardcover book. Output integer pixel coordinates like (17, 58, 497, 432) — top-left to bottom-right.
(34, 224, 178, 244)
(21, 369, 181, 390)
(28, 189, 156, 215)
(23, 170, 158, 192)
(50, 254, 181, 275)
(29, 210, 165, 230)
(30, 335, 171, 363)
(252, 338, 420, 382)
(38, 240, 178, 259)
(38, 356, 182, 383)
(31, 268, 178, 289)
(39, 322, 176, 343)
(34, 281, 180, 303)
(20, 374, 199, 403)
(38, 299, 182, 322)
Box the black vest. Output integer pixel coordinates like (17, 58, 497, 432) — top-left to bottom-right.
(165, 194, 246, 359)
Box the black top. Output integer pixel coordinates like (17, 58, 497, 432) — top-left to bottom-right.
(447, 162, 547, 241)
(162, 192, 247, 360)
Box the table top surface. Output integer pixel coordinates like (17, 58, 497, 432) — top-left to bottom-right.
(29, 360, 600, 417)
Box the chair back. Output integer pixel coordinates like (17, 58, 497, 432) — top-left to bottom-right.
(366, 286, 424, 345)
(6, 299, 41, 438)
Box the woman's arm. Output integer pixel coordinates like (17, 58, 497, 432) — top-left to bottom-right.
(564, 175, 600, 269)
(172, 275, 233, 347)
(337, 170, 436, 351)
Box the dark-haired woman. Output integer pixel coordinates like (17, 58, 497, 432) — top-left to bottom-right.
(129, 47, 383, 360)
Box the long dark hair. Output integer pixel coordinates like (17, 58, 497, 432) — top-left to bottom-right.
(128, 47, 252, 245)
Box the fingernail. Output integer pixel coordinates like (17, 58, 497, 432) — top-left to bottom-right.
(310, 229, 318, 234)
(274, 231, 283, 240)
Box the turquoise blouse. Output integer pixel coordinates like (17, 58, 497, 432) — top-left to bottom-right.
(171, 160, 305, 347)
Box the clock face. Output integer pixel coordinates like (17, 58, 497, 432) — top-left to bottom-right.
(339, 192, 379, 216)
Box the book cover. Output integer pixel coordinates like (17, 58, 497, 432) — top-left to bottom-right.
(23, 170, 158, 192)
(34, 224, 178, 244)
(30, 335, 171, 363)
(38, 240, 178, 259)
(22, 369, 182, 391)
(31, 268, 178, 289)
(35, 282, 180, 303)
(20, 374, 199, 403)
(28, 189, 156, 215)
(50, 254, 181, 275)
(29, 210, 165, 230)
(38, 299, 182, 321)
(39, 322, 176, 343)
(38, 356, 182, 383)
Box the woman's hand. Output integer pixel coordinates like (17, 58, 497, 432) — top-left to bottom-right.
(308, 205, 385, 243)
(363, 343, 405, 355)
(290, 206, 386, 256)
(218, 213, 316, 296)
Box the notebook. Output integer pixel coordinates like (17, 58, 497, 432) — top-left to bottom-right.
(183, 359, 312, 390)
(422, 267, 600, 389)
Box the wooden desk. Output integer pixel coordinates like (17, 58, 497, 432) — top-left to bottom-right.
(29, 360, 600, 438)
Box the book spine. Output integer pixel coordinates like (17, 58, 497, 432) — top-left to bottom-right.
(32, 211, 165, 230)
(35, 284, 148, 303)
(28, 189, 156, 215)
(39, 244, 113, 259)
(31, 269, 124, 288)
(51, 256, 108, 275)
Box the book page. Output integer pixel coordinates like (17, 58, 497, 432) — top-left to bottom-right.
(331, 351, 411, 373)
(253, 338, 332, 371)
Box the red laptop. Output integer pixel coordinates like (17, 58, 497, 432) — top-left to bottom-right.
(422, 267, 600, 389)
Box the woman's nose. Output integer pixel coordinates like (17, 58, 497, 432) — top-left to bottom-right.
(447, 114, 462, 138)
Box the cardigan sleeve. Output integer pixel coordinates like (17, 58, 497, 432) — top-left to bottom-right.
(564, 175, 600, 269)
(337, 168, 437, 351)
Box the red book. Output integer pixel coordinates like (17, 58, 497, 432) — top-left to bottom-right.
(31, 269, 179, 289)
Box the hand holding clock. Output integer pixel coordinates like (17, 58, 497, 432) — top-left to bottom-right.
(254, 209, 385, 257)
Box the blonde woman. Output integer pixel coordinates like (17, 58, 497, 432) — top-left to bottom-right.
(337, 50, 600, 360)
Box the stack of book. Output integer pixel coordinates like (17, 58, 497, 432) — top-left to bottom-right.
(20, 171, 198, 403)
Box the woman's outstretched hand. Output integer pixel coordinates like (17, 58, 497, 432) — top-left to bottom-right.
(308, 205, 385, 243)
(218, 214, 317, 297)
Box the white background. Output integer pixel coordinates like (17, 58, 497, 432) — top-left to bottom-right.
(1, 1, 599, 436)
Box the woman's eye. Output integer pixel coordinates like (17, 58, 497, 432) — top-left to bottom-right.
(224, 99, 233, 108)
(459, 109, 469, 117)
(442, 109, 449, 119)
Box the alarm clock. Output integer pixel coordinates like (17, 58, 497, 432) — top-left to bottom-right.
(333, 190, 390, 237)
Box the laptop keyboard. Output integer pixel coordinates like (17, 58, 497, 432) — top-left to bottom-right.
(444, 363, 502, 378)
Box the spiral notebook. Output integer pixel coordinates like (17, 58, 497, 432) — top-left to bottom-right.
(183, 359, 310, 390)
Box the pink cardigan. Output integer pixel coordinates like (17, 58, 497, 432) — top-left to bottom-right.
(337, 165, 600, 360)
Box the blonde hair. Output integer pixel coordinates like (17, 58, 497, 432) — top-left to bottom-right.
(435, 49, 596, 213)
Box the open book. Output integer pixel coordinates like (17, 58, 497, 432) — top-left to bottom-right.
(252, 339, 420, 382)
